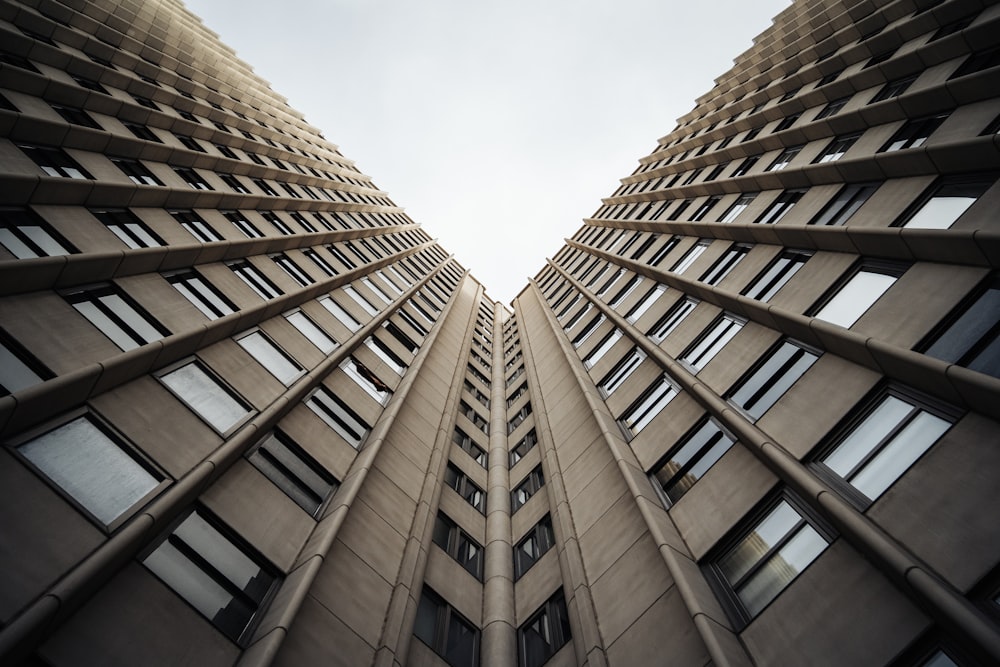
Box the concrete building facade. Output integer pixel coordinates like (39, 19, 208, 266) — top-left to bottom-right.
(0, 0, 998, 666)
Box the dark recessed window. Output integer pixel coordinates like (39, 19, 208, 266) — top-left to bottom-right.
(731, 155, 759, 177)
(64, 283, 167, 350)
(306, 387, 370, 448)
(518, 591, 572, 667)
(949, 45, 1000, 80)
(682, 314, 744, 371)
(19, 144, 92, 179)
(90, 208, 163, 248)
(650, 418, 736, 505)
(0, 207, 75, 258)
(879, 113, 948, 152)
(51, 103, 100, 128)
(173, 167, 213, 190)
(754, 189, 806, 224)
(511, 466, 545, 512)
(143, 508, 279, 643)
(727, 339, 819, 419)
(248, 430, 338, 516)
(870, 75, 917, 103)
(766, 145, 802, 171)
(921, 274, 1000, 379)
(618, 375, 679, 436)
(219, 172, 250, 193)
(229, 259, 283, 299)
(271, 253, 314, 287)
(223, 210, 263, 238)
(815, 96, 849, 119)
(413, 588, 480, 667)
(700, 243, 750, 285)
(123, 121, 161, 142)
(808, 182, 879, 226)
(514, 515, 555, 579)
(174, 134, 205, 152)
(165, 269, 235, 320)
(113, 158, 163, 186)
(509, 428, 538, 467)
(432, 512, 483, 580)
(813, 133, 861, 163)
(170, 209, 222, 242)
(742, 249, 812, 302)
(445, 462, 485, 513)
(453, 427, 488, 468)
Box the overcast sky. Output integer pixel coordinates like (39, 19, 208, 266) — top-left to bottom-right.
(184, 0, 790, 305)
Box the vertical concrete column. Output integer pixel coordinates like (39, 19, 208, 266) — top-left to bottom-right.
(481, 302, 517, 666)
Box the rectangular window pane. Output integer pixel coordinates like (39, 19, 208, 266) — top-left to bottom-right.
(814, 270, 897, 328)
(237, 331, 302, 385)
(160, 363, 251, 433)
(19, 416, 159, 525)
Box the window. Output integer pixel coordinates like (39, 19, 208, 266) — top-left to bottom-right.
(65, 283, 166, 351)
(728, 339, 819, 419)
(236, 330, 303, 385)
(366, 336, 407, 374)
(599, 348, 644, 396)
(731, 155, 759, 177)
(894, 175, 995, 229)
(518, 591, 572, 667)
(143, 509, 279, 643)
(650, 419, 735, 505)
(870, 75, 917, 103)
(432, 513, 483, 580)
(718, 193, 757, 223)
(90, 208, 163, 248)
(808, 182, 879, 226)
(414, 588, 480, 667)
(343, 356, 392, 405)
(648, 297, 698, 343)
(682, 314, 745, 371)
(173, 167, 213, 190)
(51, 103, 100, 128)
(815, 96, 849, 119)
(170, 209, 222, 242)
(248, 430, 338, 516)
(700, 244, 750, 285)
(286, 310, 337, 354)
(1, 334, 48, 395)
(754, 189, 805, 224)
(509, 429, 538, 467)
(166, 270, 236, 319)
(812, 133, 861, 163)
(706, 493, 832, 625)
(949, 45, 1000, 80)
(223, 211, 263, 238)
(175, 134, 205, 152)
(16, 415, 162, 526)
(112, 158, 163, 186)
(159, 361, 253, 433)
(766, 145, 802, 171)
(572, 314, 606, 349)
(272, 254, 314, 287)
(445, 462, 485, 513)
(454, 428, 487, 467)
(260, 211, 293, 235)
(508, 403, 532, 434)
(511, 466, 544, 512)
(124, 121, 160, 141)
(690, 196, 721, 221)
(812, 263, 903, 328)
(671, 239, 711, 274)
(880, 114, 947, 152)
(626, 285, 666, 323)
(618, 375, 679, 436)
(922, 275, 1000, 378)
(773, 113, 800, 132)
(0, 207, 75, 258)
(219, 173, 250, 193)
(307, 387, 369, 448)
(19, 144, 92, 179)
(814, 390, 954, 505)
(514, 515, 554, 579)
(608, 276, 640, 307)
(344, 285, 380, 317)
(229, 260, 283, 300)
(303, 249, 337, 277)
(319, 296, 361, 332)
(742, 249, 812, 301)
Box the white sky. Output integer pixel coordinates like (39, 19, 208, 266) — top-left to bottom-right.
(183, 0, 791, 305)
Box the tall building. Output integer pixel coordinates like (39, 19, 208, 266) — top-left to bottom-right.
(0, 0, 998, 666)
